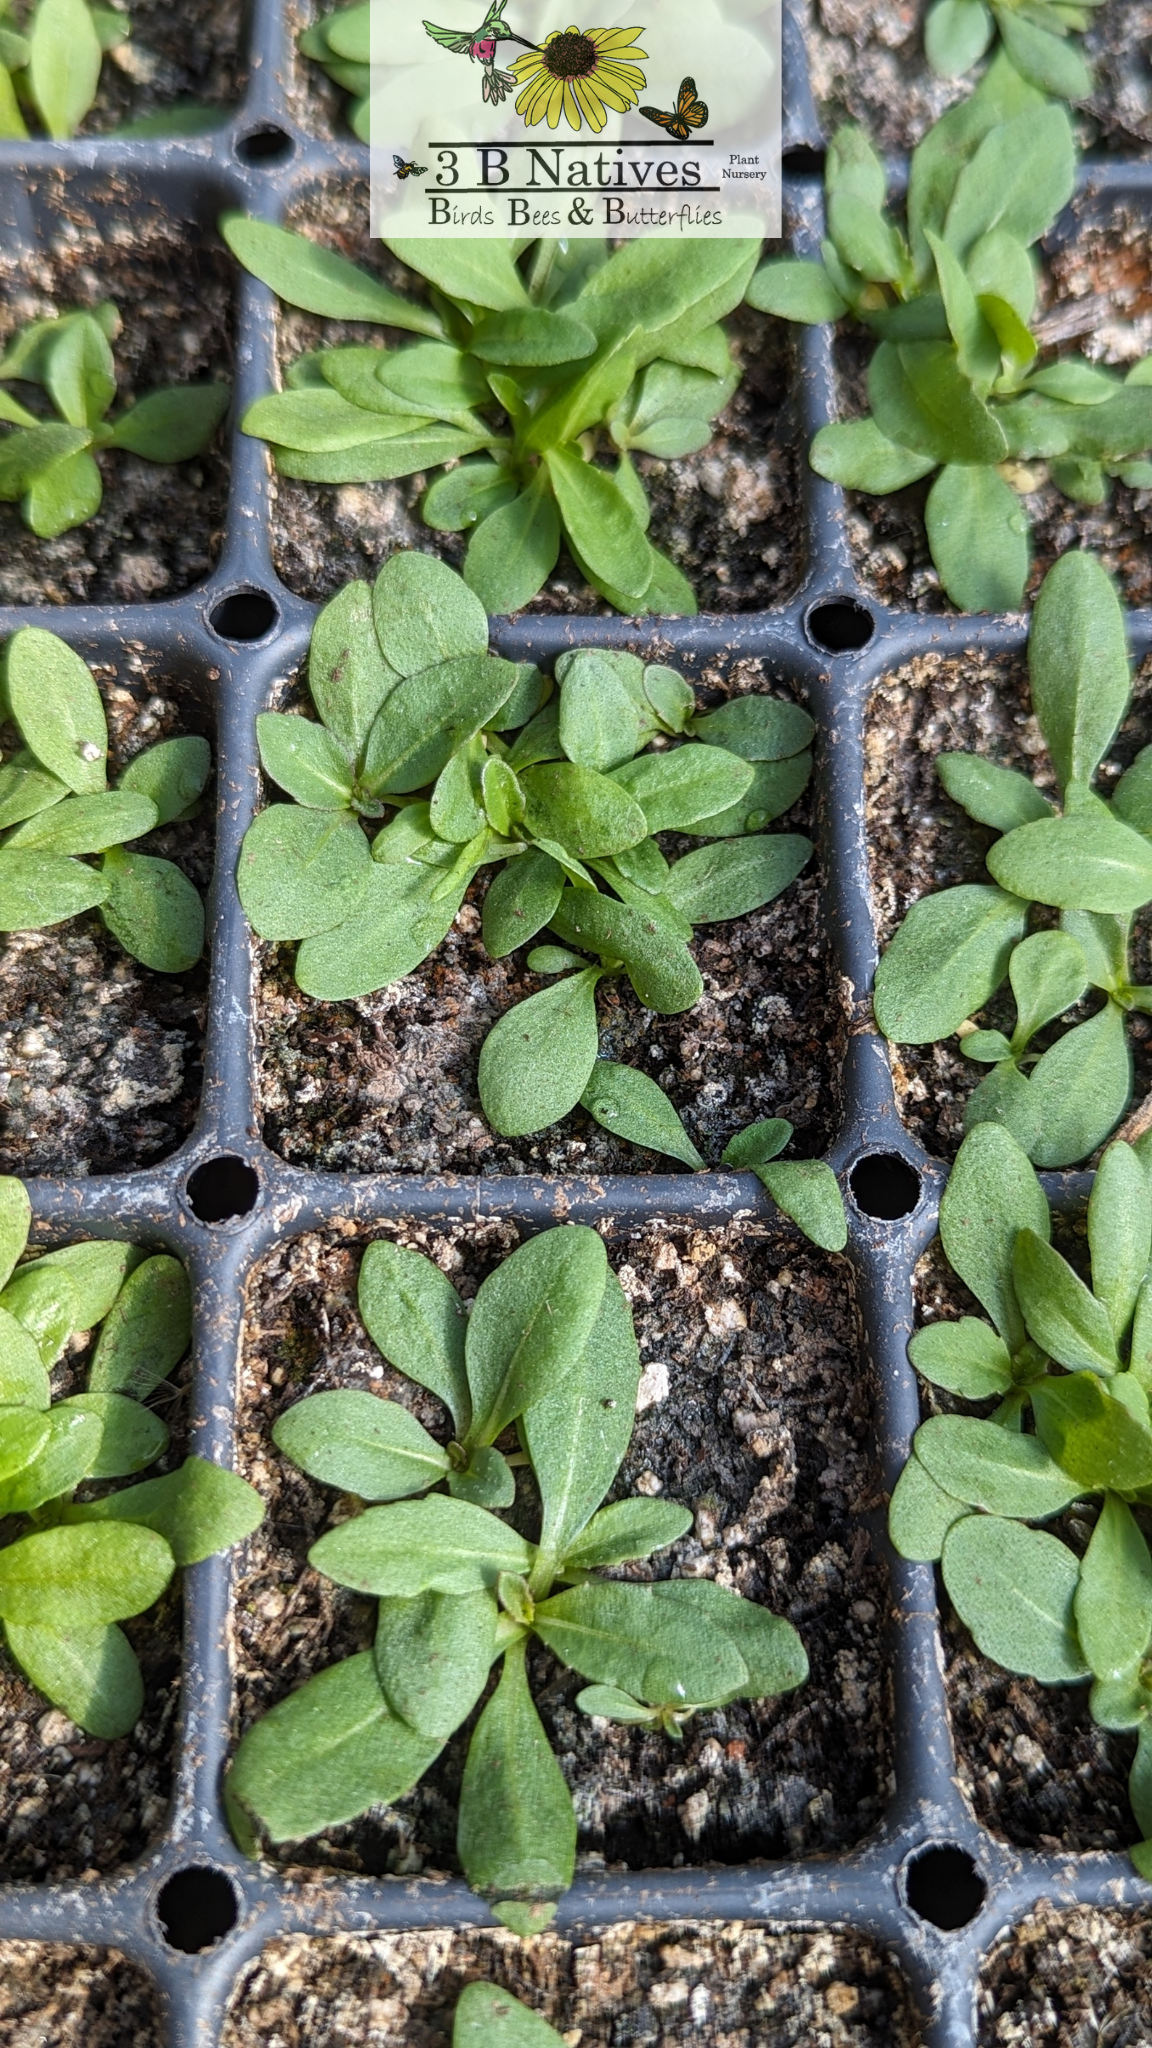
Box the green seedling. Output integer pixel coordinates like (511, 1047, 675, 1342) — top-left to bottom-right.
(225, 1225, 808, 1923)
(220, 216, 761, 617)
(551, 1083, 846, 1249)
(0, 0, 126, 138)
(0, 627, 211, 972)
(873, 549, 1152, 1168)
(453, 1983, 564, 2046)
(747, 60, 1152, 612)
(924, 0, 1096, 100)
(718, 1116, 847, 1250)
(0, 302, 230, 539)
(236, 551, 817, 1165)
(0, 0, 216, 137)
(889, 1121, 1152, 1880)
(0, 1175, 263, 1737)
(296, 1, 371, 137)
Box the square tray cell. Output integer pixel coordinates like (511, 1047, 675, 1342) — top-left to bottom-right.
(261, 180, 804, 613)
(802, 0, 1150, 154)
(913, 1225, 1138, 1856)
(0, 635, 215, 1179)
(829, 194, 1152, 615)
(221, 1922, 920, 2046)
(0, 1592, 180, 1882)
(865, 644, 1152, 1161)
(0, 1240, 194, 1881)
(978, 1906, 1152, 2045)
(254, 657, 837, 1177)
(232, 1215, 889, 1877)
(0, 1942, 163, 2047)
(0, 166, 234, 607)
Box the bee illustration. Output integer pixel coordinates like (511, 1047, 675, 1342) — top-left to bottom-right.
(393, 153, 429, 180)
(639, 76, 708, 140)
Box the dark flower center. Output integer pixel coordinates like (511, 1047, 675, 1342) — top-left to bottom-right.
(544, 31, 597, 79)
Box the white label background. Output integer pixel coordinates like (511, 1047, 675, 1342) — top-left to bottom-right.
(370, 0, 780, 238)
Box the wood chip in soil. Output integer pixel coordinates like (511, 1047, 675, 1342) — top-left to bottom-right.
(232, 1218, 889, 1877)
(256, 660, 837, 1176)
(221, 1923, 921, 2047)
(0, 655, 212, 1179)
(265, 183, 801, 613)
(866, 646, 1152, 1162)
(804, 0, 1152, 154)
(832, 205, 1152, 614)
(0, 174, 231, 606)
(915, 1228, 1141, 1854)
(0, 1942, 164, 2048)
(978, 1906, 1152, 2046)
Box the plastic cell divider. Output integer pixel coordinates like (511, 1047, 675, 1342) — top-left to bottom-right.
(1, 1, 1150, 2039)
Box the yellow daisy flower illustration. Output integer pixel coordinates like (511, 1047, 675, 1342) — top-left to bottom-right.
(511, 24, 647, 133)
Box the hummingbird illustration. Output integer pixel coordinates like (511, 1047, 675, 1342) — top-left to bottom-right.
(423, 2, 534, 105)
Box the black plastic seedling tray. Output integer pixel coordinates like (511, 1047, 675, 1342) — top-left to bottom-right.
(2, 1, 1152, 2040)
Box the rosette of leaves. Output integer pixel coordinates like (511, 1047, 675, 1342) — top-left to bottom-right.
(296, 1, 369, 137)
(224, 1225, 808, 1924)
(236, 551, 816, 1153)
(747, 60, 1152, 612)
(889, 1122, 1152, 1880)
(0, 302, 230, 541)
(0, 1176, 263, 1738)
(873, 551, 1152, 1169)
(220, 214, 760, 616)
(0, 0, 128, 138)
(924, 0, 1096, 100)
(0, 627, 211, 973)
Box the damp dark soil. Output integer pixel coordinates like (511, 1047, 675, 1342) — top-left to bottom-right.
(945, 1591, 1138, 1854)
(804, 0, 1152, 154)
(915, 1231, 1141, 1854)
(81, 0, 245, 134)
(0, 1941, 164, 2048)
(221, 1922, 920, 2047)
(0, 176, 232, 606)
(865, 645, 1152, 1162)
(265, 184, 802, 613)
(256, 664, 838, 1177)
(0, 654, 212, 1179)
(0, 1307, 191, 1882)
(833, 205, 1152, 614)
(232, 1217, 889, 1877)
(978, 1906, 1152, 2046)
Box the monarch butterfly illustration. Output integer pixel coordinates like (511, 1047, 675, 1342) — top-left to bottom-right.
(394, 154, 429, 179)
(639, 76, 708, 139)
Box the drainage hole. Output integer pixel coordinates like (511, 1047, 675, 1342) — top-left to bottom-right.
(208, 590, 280, 642)
(781, 145, 824, 174)
(905, 1844, 986, 1931)
(186, 1155, 260, 1223)
(157, 1866, 238, 1953)
(235, 123, 294, 164)
(849, 1151, 921, 1220)
(807, 598, 875, 653)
